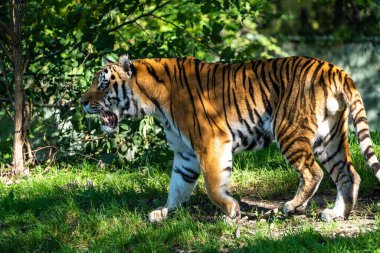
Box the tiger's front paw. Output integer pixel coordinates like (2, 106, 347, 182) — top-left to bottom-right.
(283, 201, 307, 215)
(148, 207, 169, 222)
(282, 201, 296, 215)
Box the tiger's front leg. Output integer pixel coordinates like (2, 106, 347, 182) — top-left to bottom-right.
(149, 137, 200, 222)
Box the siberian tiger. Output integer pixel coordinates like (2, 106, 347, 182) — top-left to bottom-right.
(81, 55, 380, 222)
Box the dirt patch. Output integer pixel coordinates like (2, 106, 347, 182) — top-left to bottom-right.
(237, 192, 380, 238)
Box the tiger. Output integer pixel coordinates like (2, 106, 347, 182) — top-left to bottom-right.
(81, 55, 380, 222)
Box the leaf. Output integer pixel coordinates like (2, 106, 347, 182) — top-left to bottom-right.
(201, 2, 212, 14)
(211, 22, 223, 43)
(220, 46, 234, 62)
(94, 33, 115, 51)
(202, 25, 211, 36)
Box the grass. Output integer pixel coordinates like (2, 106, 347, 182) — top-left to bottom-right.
(0, 133, 379, 252)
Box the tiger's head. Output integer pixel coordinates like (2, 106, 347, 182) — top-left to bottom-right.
(81, 55, 143, 134)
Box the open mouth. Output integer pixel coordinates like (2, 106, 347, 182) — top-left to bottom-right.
(100, 111, 118, 132)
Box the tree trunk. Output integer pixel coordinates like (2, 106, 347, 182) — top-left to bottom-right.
(11, 0, 29, 176)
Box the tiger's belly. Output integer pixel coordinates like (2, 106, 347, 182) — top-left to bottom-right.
(230, 118, 274, 153)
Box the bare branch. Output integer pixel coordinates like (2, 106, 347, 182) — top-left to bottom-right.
(106, 1, 172, 34)
(150, 14, 219, 55)
(0, 97, 77, 109)
(0, 102, 14, 122)
(134, 20, 159, 48)
(0, 20, 14, 38)
(0, 53, 14, 101)
(30, 41, 82, 64)
(0, 40, 14, 63)
(0, 98, 13, 103)
(31, 1, 171, 65)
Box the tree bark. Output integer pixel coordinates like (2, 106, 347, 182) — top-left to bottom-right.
(11, 0, 29, 176)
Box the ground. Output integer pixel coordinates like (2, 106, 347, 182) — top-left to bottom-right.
(0, 137, 379, 252)
(239, 193, 379, 238)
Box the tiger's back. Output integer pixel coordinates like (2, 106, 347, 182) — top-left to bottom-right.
(81, 55, 380, 222)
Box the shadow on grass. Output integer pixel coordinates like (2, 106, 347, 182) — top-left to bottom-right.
(231, 228, 380, 253)
(80, 213, 380, 252)
(0, 181, 168, 216)
(0, 177, 169, 252)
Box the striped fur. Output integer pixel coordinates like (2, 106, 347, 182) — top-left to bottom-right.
(81, 55, 380, 222)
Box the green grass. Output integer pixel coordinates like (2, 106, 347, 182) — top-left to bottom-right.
(0, 134, 379, 252)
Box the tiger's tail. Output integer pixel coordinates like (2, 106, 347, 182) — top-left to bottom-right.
(343, 77, 380, 181)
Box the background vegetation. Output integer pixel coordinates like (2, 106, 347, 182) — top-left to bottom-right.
(0, 0, 379, 251)
(1, 0, 379, 170)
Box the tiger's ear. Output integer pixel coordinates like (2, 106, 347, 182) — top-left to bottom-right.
(119, 55, 133, 78)
(102, 56, 114, 65)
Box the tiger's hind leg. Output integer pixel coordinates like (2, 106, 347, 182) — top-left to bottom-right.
(276, 125, 324, 216)
(198, 140, 240, 220)
(314, 110, 361, 221)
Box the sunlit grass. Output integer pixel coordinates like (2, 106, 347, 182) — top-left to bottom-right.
(0, 132, 379, 252)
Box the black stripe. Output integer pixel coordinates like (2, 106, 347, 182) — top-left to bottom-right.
(121, 81, 127, 99)
(176, 58, 184, 88)
(163, 63, 172, 82)
(357, 128, 367, 138)
(181, 61, 203, 139)
(278, 126, 300, 146)
(246, 139, 257, 150)
(322, 135, 345, 165)
(144, 62, 165, 84)
(212, 64, 219, 98)
(245, 97, 255, 124)
(182, 166, 199, 177)
(242, 65, 247, 89)
(233, 63, 244, 86)
(282, 136, 311, 158)
(358, 133, 370, 142)
(253, 109, 264, 126)
(174, 167, 199, 183)
(252, 62, 273, 115)
(270, 58, 280, 91)
(195, 87, 215, 133)
(194, 59, 204, 93)
(247, 77, 256, 106)
(372, 163, 380, 173)
(224, 166, 232, 172)
(232, 89, 243, 122)
(328, 160, 344, 175)
(310, 61, 324, 86)
(354, 108, 365, 119)
(227, 64, 232, 106)
(113, 83, 119, 97)
(322, 115, 344, 147)
(178, 152, 190, 161)
(237, 130, 249, 146)
(363, 146, 375, 160)
(206, 66, 212, 100)
(260, 62, 271, 92)
(135, 78, 165, 116)
(354, 116, 367, 125)
(221, 65, 235, 140)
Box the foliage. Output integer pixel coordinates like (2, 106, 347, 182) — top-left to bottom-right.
(271, 0, 380, 42)
(0, 0, 287, 167)
(0, 0, 380, 168)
